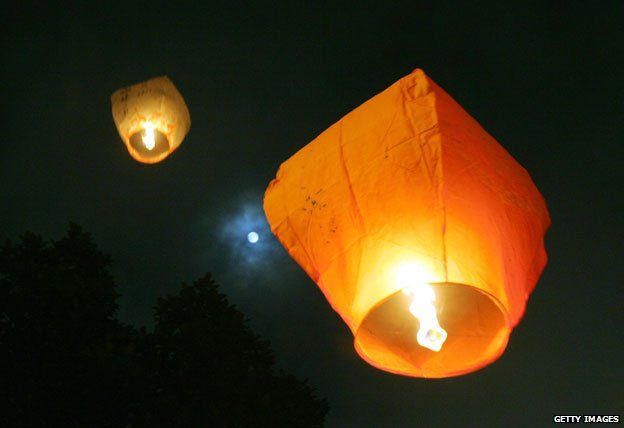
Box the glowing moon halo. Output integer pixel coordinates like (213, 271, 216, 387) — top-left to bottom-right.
(247, 231, 259, 243)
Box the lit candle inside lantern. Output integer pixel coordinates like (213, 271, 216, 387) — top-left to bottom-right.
(142, 121, 156, 151)
(396, 262, 447, 352)
(402, 284, 447, 352)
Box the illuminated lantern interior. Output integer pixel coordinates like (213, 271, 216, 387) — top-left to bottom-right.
(111, 76, 191, 164)
(264, 69, 550, 378)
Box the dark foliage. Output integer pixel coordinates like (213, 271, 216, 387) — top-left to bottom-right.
(1, 224, 328, 427)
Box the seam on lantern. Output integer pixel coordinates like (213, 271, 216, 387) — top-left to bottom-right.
(377, 105, 399, 149)
(321, 233, 363, 269)
(418, 130, 439, 186)
(320, 235, 365, 321)
(442, 130, 540, 215)
(282, 203, 320, 281)
(337, 120, 368, 313)
(338, 120, 367, 236)
(438, 132, 449, 283)
(376, 122, 438, 156)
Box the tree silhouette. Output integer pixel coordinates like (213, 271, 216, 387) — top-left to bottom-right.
(1, 224, 328, 427)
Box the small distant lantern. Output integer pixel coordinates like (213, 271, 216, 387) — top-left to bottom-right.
(263, 69, 550, 378)
(111, 76, 191, 164)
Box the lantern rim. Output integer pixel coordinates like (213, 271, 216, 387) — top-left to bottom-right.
(354, 282, 511, 378)
(126, 128, 172, 164)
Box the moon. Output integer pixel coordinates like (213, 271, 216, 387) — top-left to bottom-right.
(247, 231, 259, 243)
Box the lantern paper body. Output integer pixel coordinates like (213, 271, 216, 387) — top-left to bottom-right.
(263, 69, 550, 378)
(111, 76, 191, 163)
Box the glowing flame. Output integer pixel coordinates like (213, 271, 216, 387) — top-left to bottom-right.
(403, 284, 447, 351)
(142, 122, 156, 150)
(395, 263, 447, 352)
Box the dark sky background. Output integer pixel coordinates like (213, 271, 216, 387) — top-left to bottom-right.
(2, 1, 622, 426)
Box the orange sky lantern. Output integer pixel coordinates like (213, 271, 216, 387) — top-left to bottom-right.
(264, 69, 550, 378)
(111, 76, 191, 164)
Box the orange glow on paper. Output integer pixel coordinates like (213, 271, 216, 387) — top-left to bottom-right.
(263, 69, 550, 378)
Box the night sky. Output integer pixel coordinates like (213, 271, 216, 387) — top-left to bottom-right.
(2, 2, 623, 426)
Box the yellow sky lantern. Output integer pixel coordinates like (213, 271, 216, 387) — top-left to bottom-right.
(111, 76, 191, 164)
(263, 69, 550, 378)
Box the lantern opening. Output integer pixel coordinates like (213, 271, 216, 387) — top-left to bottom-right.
(128, 127, 170, 161)
(354, 283, 510, 378)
